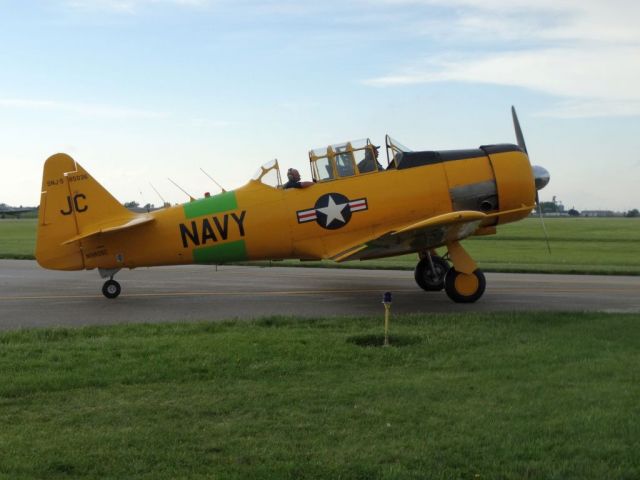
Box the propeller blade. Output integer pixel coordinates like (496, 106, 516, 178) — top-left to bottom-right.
(511, 106, 528, 154)
(512, 107, 549, 253)
(536, 192, 551, 254)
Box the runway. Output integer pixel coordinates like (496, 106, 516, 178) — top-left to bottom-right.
(0, 259, 638, 330)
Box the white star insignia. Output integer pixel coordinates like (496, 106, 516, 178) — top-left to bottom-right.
(316, 195, 348, 226)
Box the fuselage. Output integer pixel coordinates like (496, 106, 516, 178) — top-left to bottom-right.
(71, 144, 535, 271)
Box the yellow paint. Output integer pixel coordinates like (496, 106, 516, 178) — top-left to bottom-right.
(384, 303, 391, 347)
(36, 139, 537, 275)
(444, 156, 494, 187)
(454, 272, 480, 296)
(487, 151, 536, 224)
(447, 241, 478, 274)
(393, 211, 486, 235)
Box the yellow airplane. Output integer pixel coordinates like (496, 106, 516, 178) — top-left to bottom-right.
(36, 107, 549, 303)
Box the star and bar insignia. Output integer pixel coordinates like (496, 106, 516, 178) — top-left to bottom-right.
(297, 193, 368, 230)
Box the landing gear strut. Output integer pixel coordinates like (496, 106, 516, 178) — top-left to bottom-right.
(414, 242, 487, 303)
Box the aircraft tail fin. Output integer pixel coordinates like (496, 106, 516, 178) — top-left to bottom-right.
(36, 153, 135, 270)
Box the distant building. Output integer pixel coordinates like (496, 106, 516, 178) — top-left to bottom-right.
(581, 210, 615, 217)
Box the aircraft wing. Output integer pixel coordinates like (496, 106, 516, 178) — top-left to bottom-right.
(330, 210, 488, 262)
(61, 215, 155, 245)
(330, 205, 534, 262)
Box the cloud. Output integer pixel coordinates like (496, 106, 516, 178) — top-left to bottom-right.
(0, 98, 167, 119)
(376, 0, 640, 43)
(366, 47, 640, 98)
(537, 100, 640, 119)
(363, 1, 640, 117)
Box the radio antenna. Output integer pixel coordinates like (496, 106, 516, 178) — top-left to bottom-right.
(200, 167, 227, 193)
(138, 188, 149, 212)
(167, 178, 195, 202)
(149, 183, 170, 207)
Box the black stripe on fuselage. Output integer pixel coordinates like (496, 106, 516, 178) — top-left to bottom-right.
(396, 143, 522, 170)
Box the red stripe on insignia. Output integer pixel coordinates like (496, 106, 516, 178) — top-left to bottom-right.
(349, 198, 368, 211)
(297, 209, 317, 222)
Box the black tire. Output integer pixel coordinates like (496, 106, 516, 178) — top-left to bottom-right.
(444, 268, 486, 303)
(102, 279, 121, 299)
(414, 255, 449, 291)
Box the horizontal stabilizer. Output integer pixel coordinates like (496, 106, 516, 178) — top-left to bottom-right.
(62, 215, 154, 245)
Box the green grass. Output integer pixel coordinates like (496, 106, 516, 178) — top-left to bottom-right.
(0, 219, 37, 259)
(464, 216, 640, 274)
(1, 313, 639, 479)
(3, 217, 640, 274)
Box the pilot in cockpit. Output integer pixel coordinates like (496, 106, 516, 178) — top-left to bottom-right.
(358, 145, 383, 173)
(283, 168, 313, 189)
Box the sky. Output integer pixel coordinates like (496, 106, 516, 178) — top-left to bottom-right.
(1, 0, 639, 211)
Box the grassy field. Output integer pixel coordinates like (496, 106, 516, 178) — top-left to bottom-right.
(2, 217, 640, 274)
(0, 313, 638, 479)
(0, 219, 37, 259)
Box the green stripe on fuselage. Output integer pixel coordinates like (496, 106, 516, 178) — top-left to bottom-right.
(193, 240, 247, 264)
(183, 191, 238, 219)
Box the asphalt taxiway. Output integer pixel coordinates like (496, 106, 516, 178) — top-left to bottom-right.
(0, 260, 638, 330)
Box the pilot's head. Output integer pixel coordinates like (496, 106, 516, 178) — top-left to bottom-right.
(287, 168, 301, 182)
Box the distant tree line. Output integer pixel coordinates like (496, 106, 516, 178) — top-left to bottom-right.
(123, 201, 156, 212)
(536, 201, 637, 218)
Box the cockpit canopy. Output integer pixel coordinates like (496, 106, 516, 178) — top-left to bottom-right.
(250, 136, 415, 189)
(251, 159, 282, 188)
(308, 136, 413, 182)
(385, 135, 412, 166)
(309, 138, 376, 182)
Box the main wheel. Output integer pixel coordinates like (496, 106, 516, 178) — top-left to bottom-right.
(444, 268, 486, 303)
(102, 279, 121, 299)
(414, 255, 450, 291)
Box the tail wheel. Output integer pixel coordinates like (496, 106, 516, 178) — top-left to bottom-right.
(444, 268, 486, 303)
(102, 279, 121, 299)
(414, 255, 450, 291)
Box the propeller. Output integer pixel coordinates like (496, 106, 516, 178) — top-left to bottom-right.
(511, 106, 528, 154)
(511, 106, 551, 253)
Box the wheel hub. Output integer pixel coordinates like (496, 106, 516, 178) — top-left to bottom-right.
(454, 272, 479, 296)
